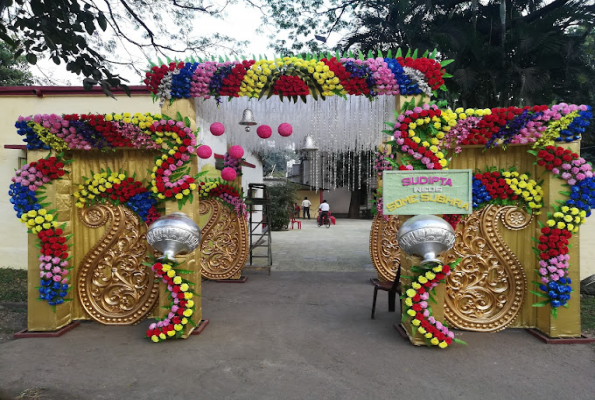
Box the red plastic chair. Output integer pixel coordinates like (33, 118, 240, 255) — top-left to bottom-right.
(290, 217, 301, 229)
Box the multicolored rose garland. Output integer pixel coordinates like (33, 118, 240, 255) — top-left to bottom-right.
(146, 258, 196, 343)
(379, 99, 594, 316)
(15, 111, 199, 209)
(198, 179, 248, 220)
(9, 153, 72, 306)
(401, 260, 465, 348)
(145, 50, 451, 103)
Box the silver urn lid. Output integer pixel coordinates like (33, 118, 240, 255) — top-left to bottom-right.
(146, 212, 201, 261)
(397, 215, 455, 265)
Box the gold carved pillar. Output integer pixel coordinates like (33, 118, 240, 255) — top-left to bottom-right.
(536, 142, 581, 337)
(26, 150, 74, 331)
(160, 99, 202, 337)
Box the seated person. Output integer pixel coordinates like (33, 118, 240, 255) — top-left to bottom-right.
(318, 200, 330, 225)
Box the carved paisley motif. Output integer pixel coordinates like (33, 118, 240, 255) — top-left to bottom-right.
(199, 199, 249, 280)
(77, 204, 158, 325)
(369, 214, 401, 282)
(443, 205, 529, 332)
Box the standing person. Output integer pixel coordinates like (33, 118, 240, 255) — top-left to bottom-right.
(318, 200, 330, 226)
(301, 197, 311, 219)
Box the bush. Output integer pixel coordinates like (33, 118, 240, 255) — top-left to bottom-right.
(268, 182, 298, 230)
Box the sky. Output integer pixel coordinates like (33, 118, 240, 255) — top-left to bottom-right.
(32, 2, 291, 86)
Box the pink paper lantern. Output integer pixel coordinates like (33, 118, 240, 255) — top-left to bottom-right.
(257, 125, 272, 139)
(278, 123, 293, 137)
(221, 167, 237, 182)
(210, 122, 225, 136)
(197, 145, 212, 159)
(228, 145, 244, 159)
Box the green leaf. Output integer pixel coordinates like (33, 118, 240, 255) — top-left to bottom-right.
(430, 48, 437, 59)
(529, 290, 549, 299)
(453, 338, 467, 345)
(396, 48, 402, 58)
(387, 49, 392, 58)
(405, 49, 411, 58)
(412, 49, 418, 59)
(532, 300, 551, 307)
(440, 59, 454, 67)
(367, 50, 373, 59)
(377, 49, 383, 58)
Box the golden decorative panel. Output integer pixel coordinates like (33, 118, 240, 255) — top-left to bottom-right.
(199, 198, 249, 280)
(369, 215, 401, 282)
(77, 204, 158, 325)
(443, 205, 530, 332)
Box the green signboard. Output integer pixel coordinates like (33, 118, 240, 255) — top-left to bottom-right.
(382, 169, 472, 215)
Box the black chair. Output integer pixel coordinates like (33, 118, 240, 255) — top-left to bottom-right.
(370, 265, 402, 319)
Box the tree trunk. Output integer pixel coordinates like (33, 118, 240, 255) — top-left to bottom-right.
(348, 189, 360, 219)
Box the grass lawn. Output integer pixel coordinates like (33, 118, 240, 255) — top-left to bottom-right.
(581, 295, 595, 335)
(0, 268, 27, 302)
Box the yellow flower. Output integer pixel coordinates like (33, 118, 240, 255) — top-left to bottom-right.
(418, 327, 426, 334)
(405, 298, 413, 307)
(167, 330, 175, 337)
(407, 309, 416, 316)
(35, 216, 44, 224)
(173, 276, 182, 285)
(184, 292, 193, 299)
(418, 276, 428, 284)
(162, 264, 171, 271)
(187, 300, 194, 308)
(411, 282, 421, 289)
(425, 272, 436, 280)
(159, 333, 166, 340)
(183, 309, 193, 317)
(546, 220, 556, 227)
(167, 270, 176, 278)
(406, 289, 416, 297)
(433, 265, 443, 273)
(430, 338, 439, 345)
(174, 324, 183, 331)
(151, 335, 159, 342)
(425, 333, 433, 339)
(556, 221, 566, 229)
(439, 341, 448, 349)
(180, 283, 189, 292)
(412, 319, 421, 326)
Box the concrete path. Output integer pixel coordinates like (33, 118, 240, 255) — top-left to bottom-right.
(271, 218, 374, 272)
(1, 219, 595, 400)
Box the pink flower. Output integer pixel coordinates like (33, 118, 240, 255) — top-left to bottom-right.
(539, 267, 548, 275)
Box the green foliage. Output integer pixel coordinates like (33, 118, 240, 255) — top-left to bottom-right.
(267, 182, 298, 230)
(257, 149, 293, 177)
(0, 268, 27, 302)
(259, 0, 595, 107)
(0, 41, 34, 86)
(0, 0, 247, 96)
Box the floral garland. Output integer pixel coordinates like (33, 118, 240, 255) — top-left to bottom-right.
(198, 179, 248, 220)
(15, 112, 199, 209)
(144, 50, 451, 103)
(401, 260, 465, 348)
(380, 99, 594, 315)
(73, 170, 160, 224)
(146, 258, 196, 343)
(9, 154, 72, 306)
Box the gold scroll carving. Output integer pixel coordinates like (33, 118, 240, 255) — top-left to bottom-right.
(77, 204, 158, 325)
(443, 205, 530, 332)
(369, 214, 401, 282)
(199, 198, 249, 280)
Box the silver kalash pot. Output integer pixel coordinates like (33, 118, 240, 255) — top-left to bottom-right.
(397, 215, 455, 265)
(146, 212, 201, 261)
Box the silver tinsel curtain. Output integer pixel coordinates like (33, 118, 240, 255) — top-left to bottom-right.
(195, 95, 396, 190)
